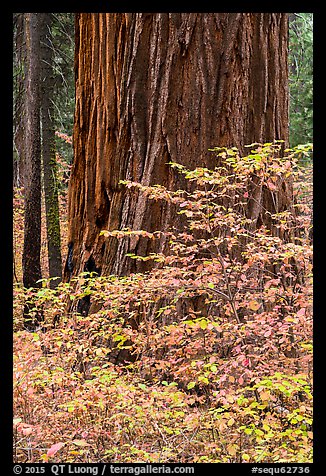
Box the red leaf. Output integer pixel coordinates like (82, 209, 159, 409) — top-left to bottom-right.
(22, 427, 33, 436)
(47, 442, 65, 457)
(243, 358, 250, 367)
(296, 308, 306, 318)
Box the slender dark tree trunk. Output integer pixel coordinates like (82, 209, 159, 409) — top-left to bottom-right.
(22, 13, 43, 328)
(23, 13, 42, 290)
(66, 13, 290, 282)
(40, 13, 63, 288)
(13, 13, 27, 188)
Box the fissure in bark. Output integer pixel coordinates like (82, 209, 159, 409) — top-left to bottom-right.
(66, 13, 289, 284)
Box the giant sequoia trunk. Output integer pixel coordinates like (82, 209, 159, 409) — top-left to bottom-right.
(66, 13, 289, 281)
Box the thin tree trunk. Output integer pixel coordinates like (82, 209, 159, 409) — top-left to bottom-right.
(23, 13, 42, 290)
(66, 13, 290, 281)
(22, 13, 43, 329)
(13, 13, 27, 188)
(40, 13, 63, 288)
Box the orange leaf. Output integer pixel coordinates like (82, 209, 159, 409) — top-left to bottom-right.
(260, 391, 270, 401)
(227, 444, 237, 455)
(249, 300, 260, 311)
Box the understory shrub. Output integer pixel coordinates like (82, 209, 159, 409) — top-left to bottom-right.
(13, 143, 313, 463)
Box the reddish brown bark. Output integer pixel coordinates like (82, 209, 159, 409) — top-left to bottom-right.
(66, 13, 289, 281)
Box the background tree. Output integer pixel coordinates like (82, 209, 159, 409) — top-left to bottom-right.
(40, 13, 62, 288)
(66, 13, 290, 283)
(13, 13, 27, 188)
(51, 13, 75, 166)
(289, 13, 313, 148)
(13, 13, 74, 288)
(22, 13, 42, 292)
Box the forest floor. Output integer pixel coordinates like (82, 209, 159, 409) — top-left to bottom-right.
(13, 154, 313, 464)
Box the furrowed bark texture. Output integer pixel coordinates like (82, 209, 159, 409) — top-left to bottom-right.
(66, 13, 289, 280)
(23, 13, 42, 289)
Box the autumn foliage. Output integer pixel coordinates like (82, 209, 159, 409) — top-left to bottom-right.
(13, 143, 313, 463)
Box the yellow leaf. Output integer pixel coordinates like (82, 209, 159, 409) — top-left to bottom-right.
(227, 417, 235, 427)
(72, 439, 90, 447)
(199, 320, 208, 330)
